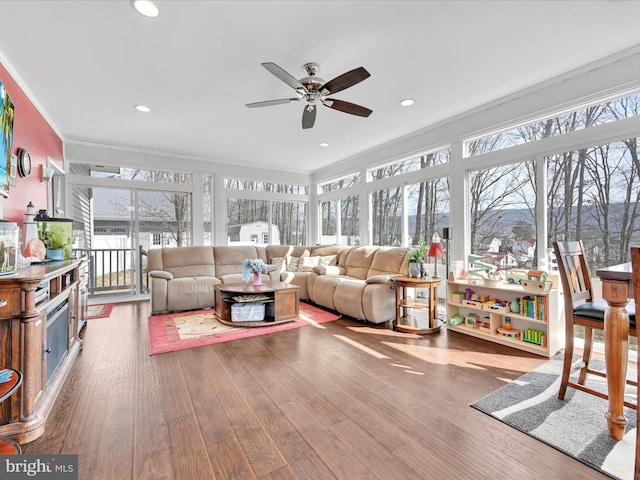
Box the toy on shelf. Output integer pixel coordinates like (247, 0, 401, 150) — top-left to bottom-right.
(497, 326, 521, 339)
(521, 270, 552, 293)
(465, 312, 480, 328)
(522, 328, 546, 346)
(503, 269, 529, 285)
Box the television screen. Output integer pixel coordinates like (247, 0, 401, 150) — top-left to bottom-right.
(0, 79, 15, 198)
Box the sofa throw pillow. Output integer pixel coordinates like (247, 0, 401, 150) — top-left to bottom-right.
(299, 256, 321, 272)
(270, 256, 287, 273)
(287, 256, 300, 272)
(318, 255, 337, 267)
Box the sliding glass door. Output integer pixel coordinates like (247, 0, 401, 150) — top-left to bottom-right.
(74, 185, 192, 297)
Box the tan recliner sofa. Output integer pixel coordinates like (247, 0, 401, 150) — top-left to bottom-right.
(308, 246, 410, 323)
(148, 244, 410, 325)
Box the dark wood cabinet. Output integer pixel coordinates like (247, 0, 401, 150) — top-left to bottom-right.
(0, 258, 87, 444)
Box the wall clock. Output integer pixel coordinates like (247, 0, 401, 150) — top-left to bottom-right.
(17, 148, 31, 177)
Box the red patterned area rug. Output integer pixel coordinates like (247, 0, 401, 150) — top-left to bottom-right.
(147, 302, 341, 355)
(86, 303, 114, 320)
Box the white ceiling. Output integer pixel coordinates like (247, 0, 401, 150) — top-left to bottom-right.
(2, 1, 640, 174)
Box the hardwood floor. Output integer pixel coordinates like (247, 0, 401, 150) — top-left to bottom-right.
(23, 301, 610, 479)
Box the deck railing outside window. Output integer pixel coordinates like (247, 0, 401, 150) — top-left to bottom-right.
(73, 246, 149, 297)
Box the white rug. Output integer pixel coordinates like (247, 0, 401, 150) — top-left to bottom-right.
(471, 355, 637, 480)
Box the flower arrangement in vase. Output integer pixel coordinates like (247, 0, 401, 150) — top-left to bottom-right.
(242, 258, 268, 286)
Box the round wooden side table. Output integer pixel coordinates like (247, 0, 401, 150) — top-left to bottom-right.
(392, 276, 443, 334)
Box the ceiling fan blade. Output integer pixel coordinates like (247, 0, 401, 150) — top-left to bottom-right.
(302, 104, 316, 129)
(320, 67, 370, 96)
(262, 62, 308, 93)
(246, 98, 300, 108)
(323, 98, 372, 117)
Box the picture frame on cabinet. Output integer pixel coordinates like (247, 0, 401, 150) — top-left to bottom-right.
(9, 154, 17, 187)
(0, 79, 15, 198)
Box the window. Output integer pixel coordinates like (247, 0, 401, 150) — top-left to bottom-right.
(406, 177, 449, 247)
(320, 197, 359, 245)
(320, 200, 337, 244)
(225, 177, 307, 195)
(226, 198, 269, 245)
(138, 190, 192, 247)
(319, 173, 360, 193)
(225, 178, 308, 246)
(203, 174, 213, 246)
(468, 161, 537, 272)
(341, 195, 359, 246)
(547, 138, 640, 269)
(370, 186, 402, 246)
(466, 91, 640, 156)
(86, 165, 194, 184)
(272, 201, 306, 246)
(152, 233, 161, 246)
(367, 149, 449, 182)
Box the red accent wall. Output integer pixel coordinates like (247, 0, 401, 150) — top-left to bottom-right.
(0, 62, 63, 224)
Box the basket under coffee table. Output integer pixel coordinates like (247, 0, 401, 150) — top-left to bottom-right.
(214, 281, 300, 327)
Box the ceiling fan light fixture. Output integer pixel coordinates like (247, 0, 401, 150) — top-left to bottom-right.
(131, 0, 160, 18)
(400, 98, 415, 107)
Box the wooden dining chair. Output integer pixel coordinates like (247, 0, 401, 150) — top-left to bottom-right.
(629, 246, 640, 479)
(553, 241, 637, 403)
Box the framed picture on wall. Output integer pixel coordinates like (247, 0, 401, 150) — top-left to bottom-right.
(9, 154, 17, 186)
(0, 79, 15, 198)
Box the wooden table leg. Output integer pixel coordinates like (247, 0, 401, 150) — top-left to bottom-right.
(602, 279, 630, 441)
(429, 283, 438, 329)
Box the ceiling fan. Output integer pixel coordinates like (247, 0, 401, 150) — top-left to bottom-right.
(246, 62, 372, 129)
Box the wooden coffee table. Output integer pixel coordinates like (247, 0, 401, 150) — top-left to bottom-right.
(214, 281, 300, 327)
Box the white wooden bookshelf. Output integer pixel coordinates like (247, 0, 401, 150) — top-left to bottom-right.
(446, 279, 565, 357)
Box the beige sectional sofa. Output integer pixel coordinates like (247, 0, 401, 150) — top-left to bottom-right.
(148, 244, 410, 324)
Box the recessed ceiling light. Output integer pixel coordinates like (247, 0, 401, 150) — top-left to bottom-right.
(400, 99, 415, 107)
(130, 0, 160, 18)
(134, 105, 151, 113)
(320, 142, 330, 148)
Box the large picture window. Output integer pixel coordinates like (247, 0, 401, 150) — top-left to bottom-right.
(468, 161, 537, 271)
(370, 186, 402, 246)
(407, 177, 449, 247)
(547, 139, 640, 269)
(225, 177, 308, 246)
(226, 198, 271, 245)
(320, 196, 359, 245)
(272, 200, 307, 246)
